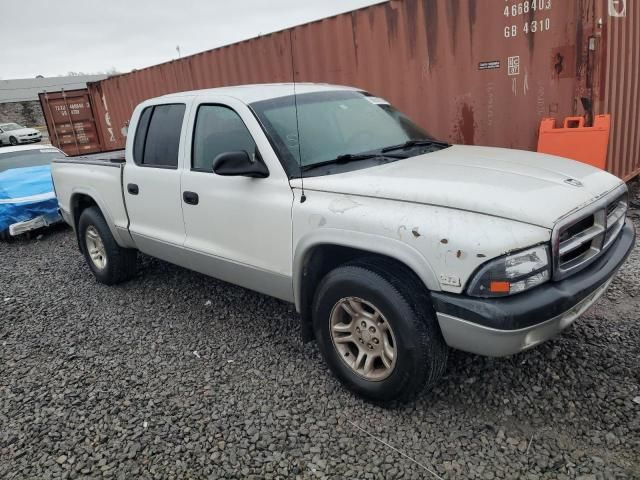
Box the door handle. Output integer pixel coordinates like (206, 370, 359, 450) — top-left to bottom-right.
(127, 183, 139, 195)
(183, 191, 199, 205)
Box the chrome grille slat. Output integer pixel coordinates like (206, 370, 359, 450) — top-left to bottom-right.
(560, 246, 601, 272)
(607, 203, 627, 229)
(551, 185, 628, 281)
(604, 207, 626, 250)
(559, 224, 605, 256)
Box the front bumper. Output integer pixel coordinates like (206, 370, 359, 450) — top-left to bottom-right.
(18, 136, 42, 144)
(431, 221, 635, 357)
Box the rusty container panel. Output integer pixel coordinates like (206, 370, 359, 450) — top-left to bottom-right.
(598, 0, 639, 180)
(290, 0, 594, 152)
(87, 32, 294, 150)
(39, 89, 103, 156)
(86, 0, 637, 180)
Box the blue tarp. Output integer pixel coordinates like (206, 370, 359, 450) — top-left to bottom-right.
(0, 165, 60, 232)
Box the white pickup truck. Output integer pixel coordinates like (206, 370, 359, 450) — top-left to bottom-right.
(51, 83, 635, 402)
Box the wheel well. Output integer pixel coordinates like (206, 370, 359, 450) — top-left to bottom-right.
(298, 244, 429, 342)
(70, 194, 98, 250)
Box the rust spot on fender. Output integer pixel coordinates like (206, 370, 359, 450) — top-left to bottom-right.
(456, 250, 462, 258)
(440, 238, 448, 244)
(477, 253, 487, 258)
(412, 227, 421, 238)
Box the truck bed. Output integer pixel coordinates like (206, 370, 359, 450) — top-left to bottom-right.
(51, 149, 133, 247)
(54, 149, 126, 165)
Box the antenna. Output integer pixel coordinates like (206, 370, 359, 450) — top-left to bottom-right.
(289, 30, 306, 203)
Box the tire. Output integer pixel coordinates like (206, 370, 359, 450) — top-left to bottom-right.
(312, 261, 448, 403)
(78, 206, 137, 285)
(9, 136, 18, 146)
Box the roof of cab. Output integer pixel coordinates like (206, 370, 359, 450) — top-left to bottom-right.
(159, 83, 362, 104)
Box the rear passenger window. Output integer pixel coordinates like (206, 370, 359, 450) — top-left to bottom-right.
(135, 103, 185, 168)
(133, 107, 152, 164)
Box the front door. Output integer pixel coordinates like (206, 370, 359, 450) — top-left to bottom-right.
(180, 99, 294, 301)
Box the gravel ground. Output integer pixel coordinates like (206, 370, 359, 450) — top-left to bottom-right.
(1, 183, 639, 480)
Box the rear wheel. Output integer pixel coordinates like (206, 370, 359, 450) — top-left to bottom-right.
(312, 262, 448, 402)
(78, 206, 137, 285)
(9, 136, 18, 146)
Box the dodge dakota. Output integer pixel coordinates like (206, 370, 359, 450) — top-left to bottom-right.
(50, 84, 635, 401)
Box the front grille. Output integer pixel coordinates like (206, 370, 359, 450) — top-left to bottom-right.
(552, 185, 628, 280)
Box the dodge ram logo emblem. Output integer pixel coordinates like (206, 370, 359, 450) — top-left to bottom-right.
(564, 178, 583, 187)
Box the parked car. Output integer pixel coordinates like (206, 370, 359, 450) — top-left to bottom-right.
(0, 144, 65, 240)
(0, 123, 43, 146)
(50, 84, 635, 402)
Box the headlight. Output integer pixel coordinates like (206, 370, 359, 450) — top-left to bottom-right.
(467, 245, 550, 297)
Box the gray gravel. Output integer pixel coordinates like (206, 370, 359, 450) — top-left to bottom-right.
(1, 183, 639, 479)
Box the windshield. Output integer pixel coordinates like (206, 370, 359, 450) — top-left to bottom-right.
(0, 149, 63, 172)
(1, 123, 23, 132)
(251, 90, 438, 176)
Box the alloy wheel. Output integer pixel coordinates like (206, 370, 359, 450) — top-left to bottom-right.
(85, 226, 107, 270)
(329, 297, 397, 381)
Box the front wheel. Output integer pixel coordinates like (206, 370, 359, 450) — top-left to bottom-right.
(78, 206, 137, 285)
(9, 136, 18, 146)
(312, 262, 448, 402)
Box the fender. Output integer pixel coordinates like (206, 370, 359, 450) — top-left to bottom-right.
(292, 227, 441, 312)
(69, 185, 135, 248)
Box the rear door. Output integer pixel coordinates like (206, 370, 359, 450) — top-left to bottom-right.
(123, 100, 191, 266)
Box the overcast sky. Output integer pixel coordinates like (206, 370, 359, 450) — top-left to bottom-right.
(1, 0, 383, 79)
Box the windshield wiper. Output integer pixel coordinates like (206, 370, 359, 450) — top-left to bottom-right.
(300, 152, 406, 172)
(381, 139, 450, 153)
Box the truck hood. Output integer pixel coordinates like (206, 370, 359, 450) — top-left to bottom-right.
(298, 145, 623, 228)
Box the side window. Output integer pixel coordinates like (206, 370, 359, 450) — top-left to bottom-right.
(133, 106, 152, 164)
(136, 103, 185, 168)
(192, 105, 257, 172)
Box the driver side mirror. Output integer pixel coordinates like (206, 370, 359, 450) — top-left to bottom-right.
(212, 151, 269, 178)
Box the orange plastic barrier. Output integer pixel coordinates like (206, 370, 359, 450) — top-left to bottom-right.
(537, 115, 611, 170)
